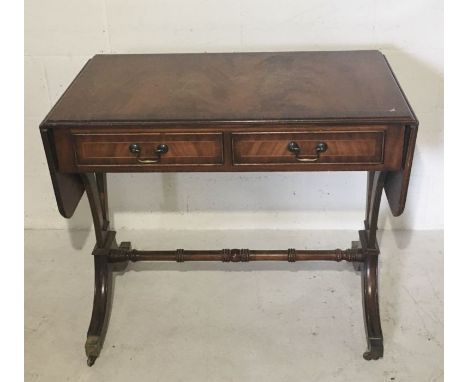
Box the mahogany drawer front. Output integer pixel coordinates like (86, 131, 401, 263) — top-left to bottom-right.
(72, 132, 224, 167)
(54, 125, 405, 172)
(231, 130, 401, 169)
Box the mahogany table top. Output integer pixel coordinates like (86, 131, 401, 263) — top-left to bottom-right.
(44, 50, 416, 126)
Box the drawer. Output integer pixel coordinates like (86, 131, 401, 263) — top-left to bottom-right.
(54, 126, 404, 172)
(72, 132, 224, 167)
(232, 130, 392, 167)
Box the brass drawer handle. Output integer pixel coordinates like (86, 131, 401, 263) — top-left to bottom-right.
(129, 143, 169, 163)
(287, 141, 328, 162)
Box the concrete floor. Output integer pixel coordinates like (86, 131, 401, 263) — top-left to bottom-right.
(25, 229, 443, 382)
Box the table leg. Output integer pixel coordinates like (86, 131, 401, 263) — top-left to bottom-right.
(78, 171, 387, 364)
(85, 255, 112, 366)
(359, 171, 386, 360)
(81, 173, 115, 366)
(361, 247, 383, 360)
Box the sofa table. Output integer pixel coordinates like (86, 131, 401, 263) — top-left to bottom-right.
(40, 51, 418, 366)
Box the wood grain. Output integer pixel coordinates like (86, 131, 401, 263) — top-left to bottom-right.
(232, 131, 384, 165)
(40, 50, 417, 216)
(73, 132, 223, 166)
(54, 125, 405, 173)
(42, 51, 416, 125)
(40, 127, 84, 218)
(37, 51, 420, 365)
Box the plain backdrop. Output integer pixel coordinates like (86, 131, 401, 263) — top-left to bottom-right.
(24, 0, 443, 231)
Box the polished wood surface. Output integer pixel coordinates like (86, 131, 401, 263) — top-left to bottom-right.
(39, 51, 419, 365)
(41, 51, 418, 217)
(232, 130, 389, 166)
(73, 132, 223, 167)
(384, 124, 419, 216)
(42, 51, 418, 217)
(40, 128, 84, 218)
(43, 51, 416, 125)
(360, 171, 387, 360)
(53, 124, 405, 173)
(80, 174, 114, 367)
(108, 248, 364, 263)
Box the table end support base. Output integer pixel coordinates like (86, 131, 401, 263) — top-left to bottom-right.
(361, 249, 384, 360)
(81, 171, 387, 364)
(358, 170, 386, 360)
(82, 173, 117, 367)
(85, 253, 113, 367)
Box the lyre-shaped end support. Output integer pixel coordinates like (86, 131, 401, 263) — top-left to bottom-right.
(358, 171, 386, 361)
(360, 249, 384, 360)
(81, 173, 116, 366)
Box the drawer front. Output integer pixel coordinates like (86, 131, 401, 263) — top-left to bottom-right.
(72, 132, 224, 167)
(54, 125, 404, 172)
(232, 131, 385, 166)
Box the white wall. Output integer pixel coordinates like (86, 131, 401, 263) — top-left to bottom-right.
(25, 0, 443, 231)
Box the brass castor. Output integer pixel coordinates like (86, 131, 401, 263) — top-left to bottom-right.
(363, 351, 382, 360)
(362, 341, 384, 360)
(87, 356, 97, 367)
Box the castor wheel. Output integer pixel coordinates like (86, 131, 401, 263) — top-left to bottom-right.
(362, 343, 383, 360)
(87, 356, 97, 367)
(363, 351, 375, 360)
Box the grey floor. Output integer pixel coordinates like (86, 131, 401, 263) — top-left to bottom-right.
(25, 229, 443, 382)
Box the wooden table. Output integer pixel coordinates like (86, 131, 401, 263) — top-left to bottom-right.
(40, 51, 418, 366)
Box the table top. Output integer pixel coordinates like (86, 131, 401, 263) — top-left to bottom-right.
(44, 50, 417, 126)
